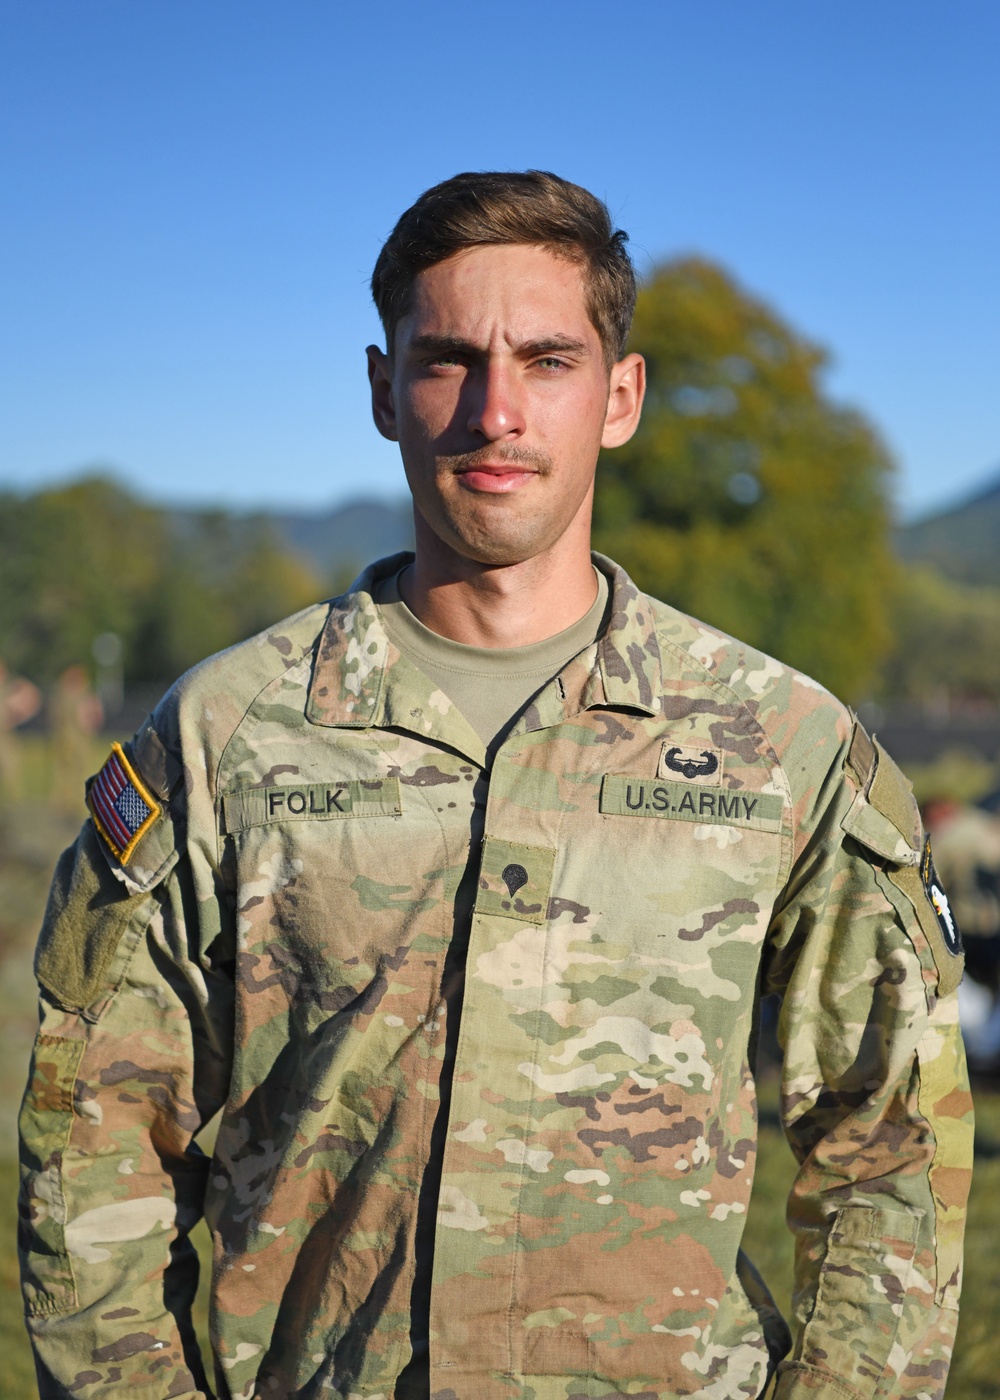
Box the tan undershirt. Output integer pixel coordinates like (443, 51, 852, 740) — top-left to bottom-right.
(374, 565, 609, 758)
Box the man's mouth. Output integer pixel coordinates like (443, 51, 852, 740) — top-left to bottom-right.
(449, 450, 547, 495)
(455, 462, 538, 494)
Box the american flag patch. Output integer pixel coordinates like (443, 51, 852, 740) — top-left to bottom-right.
(87, 741, 161, 864)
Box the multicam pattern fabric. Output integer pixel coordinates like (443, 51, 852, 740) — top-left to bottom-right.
(19, 554, 973, 1400)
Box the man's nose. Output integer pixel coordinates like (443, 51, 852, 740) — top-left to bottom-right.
(465, 361, 525, 440)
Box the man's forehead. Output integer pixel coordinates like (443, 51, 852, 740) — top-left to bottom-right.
(399, 244, 596, 346)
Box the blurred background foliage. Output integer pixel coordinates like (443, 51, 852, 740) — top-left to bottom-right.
(0, 478, 322, 688)
(1, 255, 998, 710)
(594, 258, 896, 699)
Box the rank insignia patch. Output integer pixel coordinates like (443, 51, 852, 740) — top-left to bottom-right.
(921, 834, 962, 957)
(87, 741, 161, 864)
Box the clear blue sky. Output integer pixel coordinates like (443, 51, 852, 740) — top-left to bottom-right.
(2, 0, 998, 520)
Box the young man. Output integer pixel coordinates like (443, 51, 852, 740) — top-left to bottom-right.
(19, 172, 971, 1400)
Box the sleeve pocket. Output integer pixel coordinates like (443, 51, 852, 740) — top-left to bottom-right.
(17, 1034, 87, 1315)
(791, 1205, 921, 1399)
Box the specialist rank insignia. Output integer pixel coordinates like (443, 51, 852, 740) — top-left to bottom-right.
(87, 741, 162, 864)
(921, 834, 962, 957)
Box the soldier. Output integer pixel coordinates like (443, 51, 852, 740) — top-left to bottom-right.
(0, 659, 42, 798)
(923, 795, 1000, 1067)
(19, 172, 972, 1400)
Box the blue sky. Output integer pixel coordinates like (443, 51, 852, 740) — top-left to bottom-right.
(2, 0, 998, 520)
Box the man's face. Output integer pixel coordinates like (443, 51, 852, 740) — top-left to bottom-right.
(367, 244, 644, 568)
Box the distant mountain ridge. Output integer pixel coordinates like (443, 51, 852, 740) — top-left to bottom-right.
(258, 472, 1000, 593)
(272, 498, 414, 580)
(896, 468, 1000, 588)
(167, 467, 999, 593)
(168, 497, 415, 586)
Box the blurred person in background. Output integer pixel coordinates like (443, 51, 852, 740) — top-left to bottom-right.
(0, 661, 42, 799)
(18, 171, 973, 1400)
(49, 664, 104, 810)
(924, 794, 1000, 1068)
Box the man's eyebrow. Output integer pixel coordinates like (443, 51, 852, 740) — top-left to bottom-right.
(408, 334, 475, 356)
(407, 333, 593, 358)
(520, 336, 592, 358)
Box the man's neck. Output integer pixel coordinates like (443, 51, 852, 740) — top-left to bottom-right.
(400, 516, 599, 649)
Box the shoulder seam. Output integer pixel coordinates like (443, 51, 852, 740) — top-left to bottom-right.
(213, 645, 321, 804)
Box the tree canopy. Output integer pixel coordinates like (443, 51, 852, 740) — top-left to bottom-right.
(881, 566, 1000, 706)
(0, 477, 322, 688)
(594, 258, 896, 701)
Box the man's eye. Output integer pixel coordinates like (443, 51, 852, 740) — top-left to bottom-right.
(535, 356, 567, 370)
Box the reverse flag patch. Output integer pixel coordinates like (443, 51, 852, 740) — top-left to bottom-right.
(87, 741, 161, 864)
(921, 834, 962, 957)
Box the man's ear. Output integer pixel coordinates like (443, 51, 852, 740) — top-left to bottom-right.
(601, 352, 645, 450)
(367, 345, 398, 442)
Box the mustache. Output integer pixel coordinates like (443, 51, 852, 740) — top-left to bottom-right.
(441, 446, 552, 475)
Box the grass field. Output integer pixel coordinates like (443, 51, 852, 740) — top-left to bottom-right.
(1, 736, 998, 1397)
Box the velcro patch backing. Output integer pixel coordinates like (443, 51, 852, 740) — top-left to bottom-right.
(846, 719, 876, 789)
(885, 839, 964, 998)
(868, 740, 921, 849)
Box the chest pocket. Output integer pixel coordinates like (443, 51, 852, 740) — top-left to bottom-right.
(526, 771, 788, 1051)
(591, 775, 785, 940)
(220, 774, 468, 1020)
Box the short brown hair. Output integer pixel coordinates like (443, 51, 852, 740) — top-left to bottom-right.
(371, 170, 636, 368)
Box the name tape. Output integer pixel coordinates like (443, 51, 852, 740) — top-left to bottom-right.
(600, 775, 784, 830)
(223, 778, 401, 832)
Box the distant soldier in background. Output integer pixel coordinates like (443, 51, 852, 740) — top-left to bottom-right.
(0, 661, 42, 799)
(49, 664, 103, 810)
(924, 795, 1000, 1066)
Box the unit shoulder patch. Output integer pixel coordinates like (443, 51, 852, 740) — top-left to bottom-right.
(86, 742, 162, 865)
(882, 833, 965, 997)
(921, 834, 962, 958)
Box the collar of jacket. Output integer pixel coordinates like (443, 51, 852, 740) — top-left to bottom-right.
(304, 551, 663, 733)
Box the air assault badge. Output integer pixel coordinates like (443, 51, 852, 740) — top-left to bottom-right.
(658, 742, 723, 783)
(86, 740, 162, 865)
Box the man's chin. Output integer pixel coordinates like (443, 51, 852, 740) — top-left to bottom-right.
(439, 517, 553, 570)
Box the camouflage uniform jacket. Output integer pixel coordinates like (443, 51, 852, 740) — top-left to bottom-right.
(19, 554, 973, 1400)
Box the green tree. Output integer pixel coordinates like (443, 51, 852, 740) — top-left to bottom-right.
(594, 258, 896, 700)
(135, 512, 322, 681)
(880, 566, 1000, 705)
(0, 477, 167, 686)
(0, 477, 323, 689)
